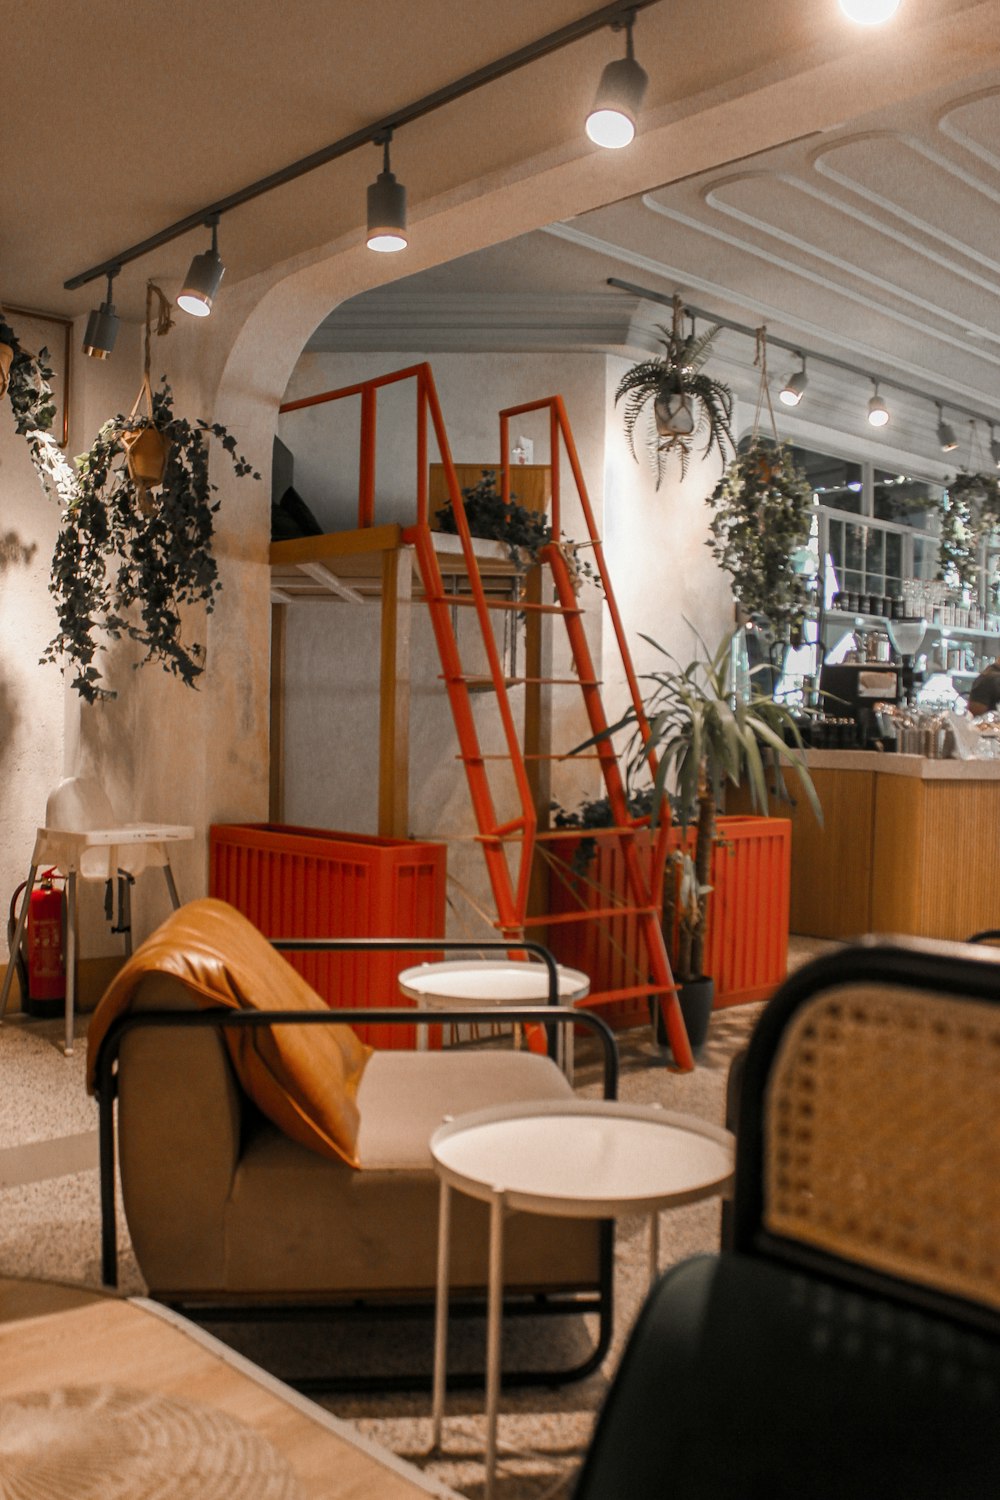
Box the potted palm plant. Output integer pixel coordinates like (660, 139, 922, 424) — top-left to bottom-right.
(601, 630, 822, 1049)
(615, 299, 734, 487)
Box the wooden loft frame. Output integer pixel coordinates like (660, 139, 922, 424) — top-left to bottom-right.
(268, 517, 551, 841)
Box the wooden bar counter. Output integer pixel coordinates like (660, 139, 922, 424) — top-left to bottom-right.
(729, 751, 1000, 942)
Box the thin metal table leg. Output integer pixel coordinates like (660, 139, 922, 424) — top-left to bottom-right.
(485, 1191, 506, 1500)
(648, 1210, 660, 1284)
(162, 862, 181, 910)
(0, 864, 37, 1023)
(431, 1178, 451, 1451)
(64, 871, 77, 1057)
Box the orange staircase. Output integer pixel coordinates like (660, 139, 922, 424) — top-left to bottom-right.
(277, 362, 693, 1070)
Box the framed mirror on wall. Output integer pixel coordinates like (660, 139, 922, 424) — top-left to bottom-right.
(4, 305, 72, 448)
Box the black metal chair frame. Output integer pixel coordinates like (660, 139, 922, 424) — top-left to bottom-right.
(93, 936, 620, 1392)
(731, 931, 1000, 1339)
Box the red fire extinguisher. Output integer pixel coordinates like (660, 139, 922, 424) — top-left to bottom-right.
(7, 869, 66, 1015)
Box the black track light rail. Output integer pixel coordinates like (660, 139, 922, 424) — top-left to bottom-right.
(64, 0, 659, 292)
(608, 276, 1000, 432)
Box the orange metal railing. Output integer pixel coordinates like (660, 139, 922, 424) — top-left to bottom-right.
(278, 364, 693, 1067)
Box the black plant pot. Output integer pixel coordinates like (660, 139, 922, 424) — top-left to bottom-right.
(650, 975, 715, 1055)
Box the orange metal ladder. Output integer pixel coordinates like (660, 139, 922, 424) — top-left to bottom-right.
(277, 363, 694, 1070)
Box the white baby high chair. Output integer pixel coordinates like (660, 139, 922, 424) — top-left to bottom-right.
(0, 777, 194, 1055)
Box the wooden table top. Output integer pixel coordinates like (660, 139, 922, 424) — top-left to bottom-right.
(0, 1280, 456, 1500)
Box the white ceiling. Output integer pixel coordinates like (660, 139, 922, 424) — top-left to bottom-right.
(4, 0, 999, 477)
(315, 67, 1000, 467)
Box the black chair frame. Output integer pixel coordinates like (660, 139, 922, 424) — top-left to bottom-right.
(732, 931, 1000, 1338)
(93, 936, 620, 1393)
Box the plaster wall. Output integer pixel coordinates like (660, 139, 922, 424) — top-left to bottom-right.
(0, 319, 156, 958)
(600, 355, 734, 728)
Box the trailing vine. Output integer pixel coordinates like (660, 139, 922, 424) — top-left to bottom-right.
(41, 379, 259, 703)
(2, 298, 260, 705)
(706, 440, 815, 629)
(436, 469, 599, 593)
(936, 474, 985, 594)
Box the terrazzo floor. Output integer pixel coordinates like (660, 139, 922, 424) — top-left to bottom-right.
(0, 936, 837, 1498)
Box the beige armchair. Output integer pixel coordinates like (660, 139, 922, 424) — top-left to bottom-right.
(89, 901, 616, 1384)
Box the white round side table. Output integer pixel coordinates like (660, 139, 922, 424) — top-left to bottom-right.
(397, 958, 590, 1075)
(429, 1099, 734, 1498)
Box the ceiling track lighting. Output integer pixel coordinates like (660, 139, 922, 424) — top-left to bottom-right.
(936, 403, 958, 453)
(366, 130, 408, 253)
(779, 355, 808, 408)
(586, 7, 648, 149)
(82, 268, 121, 359)
(867, 381, 890, 428)
(65, 3, 665, 296)
(177, 215, 225, 317)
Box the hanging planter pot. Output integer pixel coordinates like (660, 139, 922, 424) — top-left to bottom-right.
(653, 390, 696, 438)
(122, 424, 171, 491)
(121, 371, 171, 503)
(615, 294, 734, 487)
(0, 341, 14, 401)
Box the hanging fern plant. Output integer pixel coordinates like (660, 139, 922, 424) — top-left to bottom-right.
(40, 378, 259, 704)
(706, 440, 814, 629)
(615, 296, 734, 487)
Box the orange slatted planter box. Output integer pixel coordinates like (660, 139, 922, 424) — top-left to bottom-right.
(544, 815, 791, 1028)
(209, 823, 447, 1049)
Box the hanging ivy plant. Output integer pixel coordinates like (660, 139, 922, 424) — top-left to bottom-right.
(936, 475, 985, 594)
(436, 469, 599, 592)
(706, 440, 814, 629)
(40, 379, 259, 704)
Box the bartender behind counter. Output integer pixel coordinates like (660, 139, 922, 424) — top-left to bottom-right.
(966, 657, 1000, 716)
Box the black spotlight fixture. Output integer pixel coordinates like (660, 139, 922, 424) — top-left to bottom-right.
(177, 214, 225, 317)
(936, 403, 958, 453)
(779, 355, 808, 407)
(82, 268, 121, 360)
(366, 129, 408, 253)
(585, 8, 648, 149)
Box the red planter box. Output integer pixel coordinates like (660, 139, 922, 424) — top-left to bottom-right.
(209, 823, 446, 1049)
(544, 815, 790, 1028)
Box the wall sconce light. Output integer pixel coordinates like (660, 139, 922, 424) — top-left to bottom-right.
(366, 130, 408, 252)
(779, 356, 808, 407)
(936, 403, 958, 452)
(585, 9, 648, 149)
(82, 268, 121, 360)
(838, 0, 901, 22)
(177, 215, 225, 317)
(867, 381, 889, 428)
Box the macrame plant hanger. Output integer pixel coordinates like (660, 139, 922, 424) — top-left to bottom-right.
(751, 324, 781, 452)
(121, 282, 174, 501)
